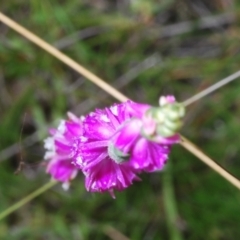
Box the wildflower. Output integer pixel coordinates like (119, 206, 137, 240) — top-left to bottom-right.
(75, 101, 148, 197)
(44, 112, 82, 190)
(44, 96, 184, 196)
(74, 97, 185, 196)
(112, 96, 184, 172)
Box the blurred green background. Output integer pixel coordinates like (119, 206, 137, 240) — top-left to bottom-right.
(1, 0, 240, 239)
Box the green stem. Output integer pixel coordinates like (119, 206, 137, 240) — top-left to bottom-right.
(0, 180, 57, 221)
(162, 163, 183, 240)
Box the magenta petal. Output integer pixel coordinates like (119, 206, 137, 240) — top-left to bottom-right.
(84, 158, 139, 194)
(144, 143, 170, 172)
(47, 158, 78, 183)
(83, 152, 108, 170)
(113, 119, 142, 153)
(154, 134, 180, 144)
(124, 101, 150, 118)
(129, 138, 149, 170)
(65, 122, 82, 136)
(83, 140, 108, 150)
(84, 119, 114, 140)
(106, 107, 120, 129)
(49, 128, 57, 135)
(55, 140, 72, 153)
(130, 138, 170, 172)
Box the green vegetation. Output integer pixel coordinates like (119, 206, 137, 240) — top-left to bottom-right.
(0, 0, 240, 239)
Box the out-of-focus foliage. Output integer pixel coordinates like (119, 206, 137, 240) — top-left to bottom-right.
(0, 0, 240, 239)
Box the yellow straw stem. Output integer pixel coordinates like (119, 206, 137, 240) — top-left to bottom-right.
(0, 180, 57, 221)
(180, 136, 240, 190)
(0, 12, 128, 103)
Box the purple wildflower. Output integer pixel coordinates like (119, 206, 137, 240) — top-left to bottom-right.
(73, 98, 182, 196)
(112, 96, 181, 172)
(44, 96, 184, 196)
(75, 102, 149, 196)
(44, 112, 82, 189)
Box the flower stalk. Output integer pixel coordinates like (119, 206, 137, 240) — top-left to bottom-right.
(163, 163, 183, 240)
(0, 180, 57, 221)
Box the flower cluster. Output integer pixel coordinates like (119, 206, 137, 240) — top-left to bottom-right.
(44, 96, 185, 197)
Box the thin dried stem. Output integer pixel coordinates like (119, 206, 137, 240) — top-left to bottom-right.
(180, 136, 240, 190)
(183, 70, 240, 106)
(0, 12, 128, 103)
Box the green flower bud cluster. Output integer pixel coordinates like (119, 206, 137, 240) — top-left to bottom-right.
(145, 102, 185, 138)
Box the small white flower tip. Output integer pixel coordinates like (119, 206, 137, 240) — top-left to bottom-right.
(159, 95, 175, 106)
(58, 120, 66, 133)
(44, 151, 55, 160)
(67, 112, 78, 122)
(43, 137, 54, 150)
(80, 115, 85, 121)
(110, 105, 118, 116)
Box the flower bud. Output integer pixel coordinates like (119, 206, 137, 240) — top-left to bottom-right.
(141, 99, 185, 138)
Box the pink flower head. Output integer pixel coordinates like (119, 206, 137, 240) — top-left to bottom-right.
(44, 96, 184, 196)
(112, 97, 181, 172)
(73, 98, 182, 196)
(74, 101, 149, 197)
(44, 112, 82, 189)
